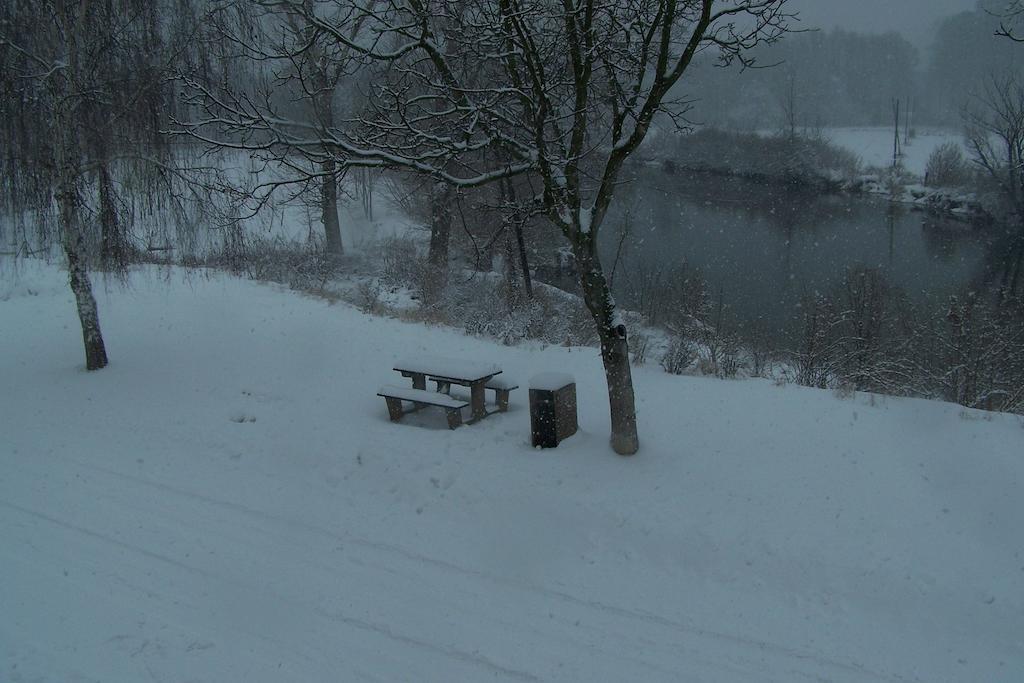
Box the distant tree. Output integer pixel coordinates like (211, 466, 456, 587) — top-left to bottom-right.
(776, 71, 802, 140)
(730, 28, 920, 128)
(928, 8, 1023, 124)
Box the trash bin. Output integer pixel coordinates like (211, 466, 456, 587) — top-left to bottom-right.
(529, 373, 578, 448)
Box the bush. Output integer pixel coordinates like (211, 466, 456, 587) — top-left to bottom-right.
(782, 265, 1024, 415)
(661, 333, 697, 374)
(663, 128, 861, 186)
(880, 163, 914, 198)
(206, 235, 336, 292)
(925, 142, 971, 188)
(616, 260, 708, 329)
(380, 236, 428, 291)
(741, 323, 777, 378)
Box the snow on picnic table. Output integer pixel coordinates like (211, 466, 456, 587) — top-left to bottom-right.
(394, 354, 502, 382)
(1, 260, 1022, 682)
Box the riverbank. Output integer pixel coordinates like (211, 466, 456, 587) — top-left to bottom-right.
(652, 127, 994, 225)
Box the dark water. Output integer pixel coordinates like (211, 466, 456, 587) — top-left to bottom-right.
(600, 170, 1006, 341)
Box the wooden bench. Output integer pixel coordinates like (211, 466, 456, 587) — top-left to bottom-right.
(485, 377, 518, 412)
(377, 385, 469, 429)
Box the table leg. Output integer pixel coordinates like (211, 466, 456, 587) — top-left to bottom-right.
(385, 397, 404, 421)
(411, 372, 426, 390)
(470, 381, 486, 421)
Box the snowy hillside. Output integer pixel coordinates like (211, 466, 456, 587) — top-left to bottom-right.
(2, 262, 1022, 682)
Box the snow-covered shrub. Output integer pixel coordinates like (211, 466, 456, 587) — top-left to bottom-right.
(711, 342, 741, 378)
(793, 292, 842, 389)
(379, 235, 431, 298)
(616, 260, 708, 329)
(741, 323, 777, 378)
(925, 142, 971, 188)
(662, 128, 861, 187)
(781, 266, 1024, 415)
(828, 266, 915, 394)
(433, 273, 597, 346)
(880, 163, 913, 199)
(210, 236, 335, 291)
(355, 278, 385, 314)
(926, 292, 1024, 412)
(661, 333, 696, 375)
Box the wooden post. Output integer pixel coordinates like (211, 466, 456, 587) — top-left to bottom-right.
(470, 382, 487, 421)
(385, 397, 404, 421)
(495, 389, 510, 412)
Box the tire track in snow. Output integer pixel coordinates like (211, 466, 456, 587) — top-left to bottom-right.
(4, 455, 900, 682)
(1, 463, 693, 682)
(0, 498, 542, 683)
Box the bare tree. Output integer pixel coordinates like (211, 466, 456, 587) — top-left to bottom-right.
(777, 70, 800, 140)
(193, 1, 383, 258)
(179, 0, 792, 455)
(965, 74, 1024, 232)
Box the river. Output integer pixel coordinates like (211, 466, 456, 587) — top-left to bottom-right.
(598, 169, 1004, 343)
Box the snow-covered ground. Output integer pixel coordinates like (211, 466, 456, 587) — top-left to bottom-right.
(2, 261, 1022, 682)
(825, 127, 965, 177)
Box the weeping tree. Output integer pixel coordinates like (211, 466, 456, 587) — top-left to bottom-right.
(179, 0, 791, 455)
(0, 0, 205, 370)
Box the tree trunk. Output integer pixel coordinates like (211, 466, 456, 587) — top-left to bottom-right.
(505, 178, 533, 298)
(426, 182, 453, 301)
(322, 157, 343, 257)
(310, 52, 343, 258)
(577, 246, 639, 455)
(98, 158, 127, 270)
(56, 130, 108, 371)
(64, 232, 109, 371)
(362, 168, 374, 221)
(514, 219, 533, 298)
(504, 229, 521, 312)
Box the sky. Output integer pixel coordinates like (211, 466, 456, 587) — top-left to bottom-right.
(786, 0, 979, 47)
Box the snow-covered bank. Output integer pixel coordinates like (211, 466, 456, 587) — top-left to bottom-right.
(2, 262, 1022, 682)
(826, 127, 965, 177)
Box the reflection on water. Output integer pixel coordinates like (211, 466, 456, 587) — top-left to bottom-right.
(601, 170, 998, 342)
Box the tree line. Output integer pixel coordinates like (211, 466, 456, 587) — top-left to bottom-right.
(677, 2, 1023, 131)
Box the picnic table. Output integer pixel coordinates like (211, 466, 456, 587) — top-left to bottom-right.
(393, 355, 502, 422)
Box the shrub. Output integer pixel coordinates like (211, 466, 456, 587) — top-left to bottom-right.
(925, 142, 971, 188)
(661, 332, 697, 374)
(663, 128, 861, 186)
(379, 235, 432, 299)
